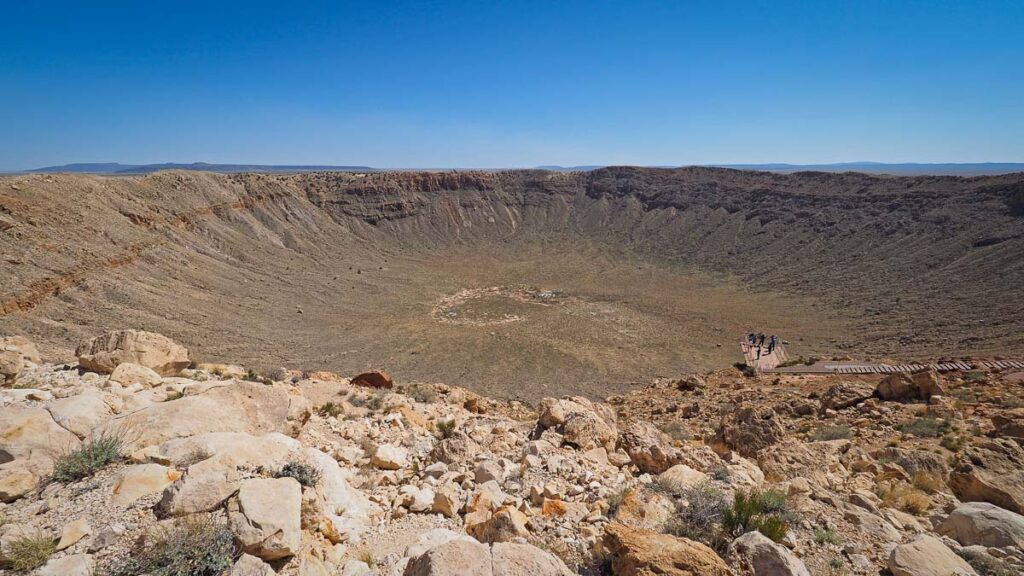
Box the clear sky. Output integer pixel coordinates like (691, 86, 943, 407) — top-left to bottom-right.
(2, 1, 1022, 169)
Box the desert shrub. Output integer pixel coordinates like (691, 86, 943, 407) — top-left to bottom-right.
(879, 483, 930, 514)
(961, 370, 987, 383)
(721, 489, 790, 542)
(3, 529, 56, 571)
(941, 433, 967, 452)
(349, 390, 386, 412)
(660, 421, 688, 442)
(666, 483, 729, 550)
(814, 526, 842, 545)
(274, 461, 321, 487)
(105, 515, 234, 576)
(316, 402, 343, 418)
(435, 418, 457, 439)
(711, 467, 730, 482)
(606, 486, 630, 517)
(812, 424, 852, 442)
(53, 431, 123, 483)
(162, 390, 184, 402)
(406, 384, 438, 404)
(911, 470, 944, 494)
(242, 368, 273, 385)
(899, 416, 949, 438)
(358, 549, 375, 566)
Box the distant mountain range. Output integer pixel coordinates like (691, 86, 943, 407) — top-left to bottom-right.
(541, 162, 1024, 176)
(11, 161, 1024, 176)
(24, 162, 374, 174)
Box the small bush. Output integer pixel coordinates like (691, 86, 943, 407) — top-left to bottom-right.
(53, 431, 123, 483)
(105, 515, 234, 576)
(435, 418, 457, 439)
(3, 530, 56, 571)
(349, 390, 386, 412)
(941, 433, 967, 452)
(911, 470, 944, 494)
(879, 483, 930, 514)
(721, 489, 791, 542)
(899, 416, 949, 438)
(666, 483, 729, 550)
(814, 526, 842, 545)
(711, 467, 730, 482)
(607, 486, 630, 517)
(812, 424, 852, 442)
(162, 390, 184, 402)
(275, 461, 321, 487)
(962, 371, 986, 383)
(407, 385, 438, 404)
(317, 402, 343, 418)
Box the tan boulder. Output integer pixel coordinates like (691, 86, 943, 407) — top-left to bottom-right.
(991, 409, 1024, 444)
(887, 534, 977, 576)
(77, 329, 189, 376)
(0, 335, 41, 364)
(228, 477, 302, 560)
(36, 554, 94, 576)
(228, 553, 276, 576)
(466, 505, 529, 543)
(714, 405, 786, 458)
(0, 469, 38, 502)
(818, 381, 874, 413)
(491, 542, 574, 576)
(404, 539, 492, 576)
(877, 370, 945, 402)
(371, 444, 408, 470)
(432, 431, 480, 465)
(106, 381, 293, 451)
(602, 523, 731, 576)
(46, 392, 113, 439)
(611, 487, 675, 532)
(537, 396, 617, 450)
(0, 405, 80, 475)
(950, 439, 1024, 514)
(0, 349, 24, 385)
(159, 454, 242, 515)
(657, 464, 710, 494)
(111, 463, 181, 507)
(109, 362, 162, 387)
(56, 518, 91, 551)
(938, 501, 1024, 548)
(616, 422, 687, 474)
(729, 530, 810, 576)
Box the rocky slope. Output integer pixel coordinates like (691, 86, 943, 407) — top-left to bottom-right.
(1, 169, 1022, 400)
(2, 330, 1024, 575)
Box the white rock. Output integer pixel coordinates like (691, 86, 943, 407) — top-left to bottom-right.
(228, 477, 302, 560)
(109, 362, 163, 387)
(372, 444, 409, 470)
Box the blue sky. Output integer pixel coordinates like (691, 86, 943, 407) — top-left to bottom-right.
(1, 1, 1022, 169)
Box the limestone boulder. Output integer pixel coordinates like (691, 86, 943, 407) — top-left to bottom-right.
(938, 502, 1024, 548)
(729, 530, 811, 576)
(228, 477, 302, 561)
(617, 422, 686, 474)
(537, 396, 617, 451)
(491, 542, 574, 576)
(303, 446, 375, 543)
(0, 349, 23, 386)
(106, 381, 293, 451)
(0, 405, 80, 476)
(715, 405, 786, 458)
(111, 463, 181, 507)
(991, 410, 1024, 444)
(877, 370, 945, 402)
(371, 444, 408, 470)
(36, 554, 94, 576)
(404, 539, 492, 576)
(0, 335, 41, 364)
(228, 553, 276, 576)
(602, 523, 731, 576)
(77, 329, 189, 376)
(432, 431, 480, 465)
(46, 391, 113, 439)
(465, 505, 529, 543)
(950, 439, 1024, 514)
(657, 464, 710, 494)
(818, 381, 874, 413)
(0, 469, 38, 502)
(887, 534, 977, 576)
(109, 362, 162, 387)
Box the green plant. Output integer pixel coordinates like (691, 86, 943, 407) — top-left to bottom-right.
(349, 390, 386, 412)
(104, 515, 235, 576)
(435, 418, 457, 439)
(812, 424, 852, 442)
(962, 371, 986, 383)
(53, 430, 123, 483)
(814, 526, 842, 545)
(721, 489, 791, 542)
(274, 461, 321, 487)
(898, 416, 949, 438)
(607, 486, 630, 517)
(941, 433, 967, 452)
(3, 530, 56, 571)
(711, 467, 730, 482)
(316, 402, 343, 418)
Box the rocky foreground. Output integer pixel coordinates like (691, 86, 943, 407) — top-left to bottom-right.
(2, 330, 1024, 575)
